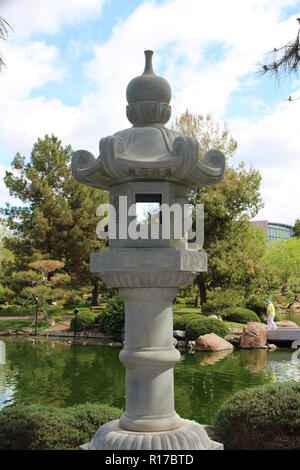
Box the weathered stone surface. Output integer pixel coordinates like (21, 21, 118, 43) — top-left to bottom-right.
(173, 330, 186, 339)
(208, 315, 222, 321)
(275, 320, 299, 328)
(177, 340, 186, 348)
(8, 330, 17, 335)
(172, 337, 178, 347)
(195, 333, 233, 351)
(17, 330, 25, 335)
(22, 328, 33, 335)
(268, 343, 277, 351)
(228, 328, 243, 336)
(188, 340, 195, 350)
(240, 322, 267, 349)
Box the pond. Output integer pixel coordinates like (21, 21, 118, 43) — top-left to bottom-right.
(0, 336, 299, 425)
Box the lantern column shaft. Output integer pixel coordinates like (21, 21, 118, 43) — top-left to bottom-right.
(119, 287, 181, 432)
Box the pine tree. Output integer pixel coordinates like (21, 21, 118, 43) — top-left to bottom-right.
(2, 134, 108, 301)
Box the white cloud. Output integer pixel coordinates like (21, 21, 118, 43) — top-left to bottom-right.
(2, 0, 106, 39)
(0, 0, 300, 227)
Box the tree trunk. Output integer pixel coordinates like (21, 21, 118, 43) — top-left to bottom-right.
(197, 278, 207, 306)
(91, 280, 99, 306)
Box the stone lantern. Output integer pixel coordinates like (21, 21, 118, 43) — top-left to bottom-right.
(72, 50, 225, 450)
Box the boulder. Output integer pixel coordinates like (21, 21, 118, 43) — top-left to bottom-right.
(8, 330, 17, 335)
(188, 340, 195, 350)
(275, 321, 299, 328)
(268, 343, 277, 351)
(173, 330, 186, 340)
(208, 315, 222, 321)
(195, 333, 233, 351)
(177, 340, 186, 348)
(240, 322, 267, 349)
(22, 328, 33, 335)
(173, 337, 178, 347)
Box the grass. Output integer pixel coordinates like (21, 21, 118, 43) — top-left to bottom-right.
(0, 319, 35, 330)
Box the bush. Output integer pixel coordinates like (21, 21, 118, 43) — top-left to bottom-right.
(0, 403, 122, 450)
(173, 313, 206, 330)
(215, 381, 300, 450)
(95, 295, 125, 338)
(185, 318, 229, 340)
(222, 307, 260, 324)
(70, 310, 95, 331)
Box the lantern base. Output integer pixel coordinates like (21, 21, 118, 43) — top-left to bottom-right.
(81, 418, 223, 450)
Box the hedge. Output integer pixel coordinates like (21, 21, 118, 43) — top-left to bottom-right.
(185, 318, 229, 341)
(70, 310, 95, 331)
(214, 381, 300, 450)
(222, 307, 260, 324)
(0, 403, 122, 450)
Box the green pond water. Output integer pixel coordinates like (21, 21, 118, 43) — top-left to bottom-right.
(0, 337, 299, 425)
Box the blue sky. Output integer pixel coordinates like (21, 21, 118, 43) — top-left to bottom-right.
(0, 0, 300, 225)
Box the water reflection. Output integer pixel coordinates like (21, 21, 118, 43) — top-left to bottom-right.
(266, 350, 300, 383)
(194, 349, 233, 366)
(0, 340, 17, 409)
(0, 337, 299, 424)
(0, 341, 5, 364)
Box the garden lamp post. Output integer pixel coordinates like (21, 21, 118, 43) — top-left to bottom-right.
(72, 50, 225, 450)
(73, 308, 79, 340)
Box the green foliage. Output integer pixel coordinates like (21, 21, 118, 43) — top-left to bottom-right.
(0, 403, 122, 450)
(95, 295, 125, 338)
(215, 381, 300, 450)
(201, 288, 243, 316)
(70, 310, 95, 331)
(293, 218, 300, 238)
(222, 307, 260, 324)
(175, 111, 265, 304)
(173, 313, 206, 330)
(0, 285, 14, 303)
(185, 318, 229, 341)
(1, 134, 108, 292)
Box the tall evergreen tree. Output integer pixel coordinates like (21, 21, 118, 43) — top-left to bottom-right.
(2, 134, 108, 301)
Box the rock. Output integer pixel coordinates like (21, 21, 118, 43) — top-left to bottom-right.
(275, 321, 299, 328)
(224, 335, 241, 348)
(195, 333, 233, 351)
(50, 319, 56, 327)
(8, 330, 17, 335)
(268, 343, 277, 351)
(22, 328, 33, 335)
(173, 330, 186, 339)
(17, 331, 25, 335)
(188, 340, 195, 350)
(240, 322, 267, 349)
(173, 337, 178, 346)
(208, 315, 223, 321)
(228, 328, 243, 336)
(177, 340, 187, 348)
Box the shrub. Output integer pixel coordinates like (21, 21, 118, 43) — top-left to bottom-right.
(0, 403, 122, 450)
(222, 307, 260, 324)
(173, 313, 206, 330)
(185, 318, 229, 340)
(95, 295, 125, 338)
(70, 310, 95, 331)
(214, 381, 300, 450)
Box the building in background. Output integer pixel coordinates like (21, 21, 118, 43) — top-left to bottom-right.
(250, 220, 294, 242)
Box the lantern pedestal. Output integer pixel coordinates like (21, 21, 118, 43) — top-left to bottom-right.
(86, 419, 223, 450)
